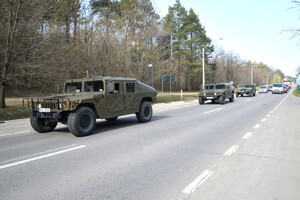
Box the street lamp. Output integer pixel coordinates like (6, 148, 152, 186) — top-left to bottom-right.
(202, 38, 223, 90)
(148, 64, 153, 87)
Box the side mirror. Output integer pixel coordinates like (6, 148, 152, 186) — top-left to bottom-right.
(55, 84, 60, 94)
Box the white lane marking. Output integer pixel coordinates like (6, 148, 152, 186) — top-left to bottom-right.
(243, 132, 252, 139)
(182, 170, 214, 194)
(261, 118, 267, 122)
(203, 108, 223, 114)
(266, 114, 271, 117)
(273, 108, 277, 111)
(224, 145, 239, 156)
(0, 130, 30, 137)
(253, 124, 261, 129)
(270, 111, 274, 114)
(0, 144, 77, 165)
(245, 99, 252, 102)
(0, 145, 86, 170)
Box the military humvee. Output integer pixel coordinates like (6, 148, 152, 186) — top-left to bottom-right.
(199, 83, 235, 105)
(23, 76, 157, 137)
(236, 84, 256, 97)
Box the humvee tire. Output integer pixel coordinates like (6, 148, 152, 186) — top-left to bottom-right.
(105, 117, 118, 122)
(136, 101, 152, 123)
(30, 116, 57, 133)
(199, 97, 204, 105)
(229, 94, 234, 102)
(68, 107, 96, 137)
(219, 95, 225, 105)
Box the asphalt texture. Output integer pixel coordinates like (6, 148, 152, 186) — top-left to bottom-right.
(0, 91, 299, 200)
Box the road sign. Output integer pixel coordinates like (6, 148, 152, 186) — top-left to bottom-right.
(162, 74, 174, 82)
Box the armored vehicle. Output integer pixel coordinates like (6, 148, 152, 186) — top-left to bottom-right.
(199, 83, 235, 105)
(23, 76, 157, 137)
(236, 84, 256, 97)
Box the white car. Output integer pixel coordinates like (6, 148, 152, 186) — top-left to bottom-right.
(259, 85, 268, 93)
(272, 83, 283, 94)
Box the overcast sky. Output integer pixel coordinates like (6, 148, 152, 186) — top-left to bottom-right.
(153, 0, 300, 77)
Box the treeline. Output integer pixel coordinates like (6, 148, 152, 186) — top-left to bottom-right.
(0, 0, 284, 108)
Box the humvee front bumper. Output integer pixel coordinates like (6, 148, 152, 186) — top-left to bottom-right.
(23, 98, 71, 119)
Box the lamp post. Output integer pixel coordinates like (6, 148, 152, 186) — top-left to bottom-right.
(202, 38, 223, 89)
(148, 64, 153, 87)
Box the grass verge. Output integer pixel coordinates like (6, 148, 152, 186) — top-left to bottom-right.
(156, 94, 198, 103)
(0, 106, 30, 121)
(292, 89, 300, 97)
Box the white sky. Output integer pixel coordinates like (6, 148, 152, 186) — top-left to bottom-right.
(153, 0, 300, 77)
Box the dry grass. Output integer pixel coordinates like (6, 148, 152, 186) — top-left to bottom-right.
(5, 98, 24, 107)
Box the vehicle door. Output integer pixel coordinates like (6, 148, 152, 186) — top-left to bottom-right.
(107, 81, 125, 112)
(225, 85, 231, 98)
(124, 81, 138, 110)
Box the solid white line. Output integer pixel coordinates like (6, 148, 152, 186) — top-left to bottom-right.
(182, 170, 214, 194)
(0, 130, 30, 137)
(253, 124, 261, 129)
(245, 99, 252, 102)
(224, 145, 239, 156)
(203, 108, 223, 114)
(0, 145, 86, 170)
(243, 132, 252, 139)
(261, 118, 267, 122)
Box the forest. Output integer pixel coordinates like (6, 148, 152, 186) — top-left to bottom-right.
(0, 0, 285, 108)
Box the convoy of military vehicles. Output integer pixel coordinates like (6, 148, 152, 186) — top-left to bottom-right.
(23, 76, 289, 137)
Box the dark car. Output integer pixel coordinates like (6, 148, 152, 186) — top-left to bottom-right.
(283, 85, 289, 93)
(268, 85, 273, 91)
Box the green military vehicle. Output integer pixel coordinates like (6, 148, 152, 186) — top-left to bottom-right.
(199, 83, 235, 105)
(236, 84, 256, 97)
(23, 76, 157, 137)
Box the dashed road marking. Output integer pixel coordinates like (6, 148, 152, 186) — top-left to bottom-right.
(203, 108, 223, 114)
(224, 145, 239, 156)
(0, 130, 30, 137)
(243, 132, 252, 139)
(253, 124, 261, 129)
(182, 170, 214, 194)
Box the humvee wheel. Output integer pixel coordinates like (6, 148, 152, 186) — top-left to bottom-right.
(199, 97, 204, 105)
(30, 116, 57, 133)
(68, 107, 96, 137)
(105, 117, 118, 122)
(229, 94, 234, 102)
(136, 101, 152, 123)
(219, 95, 225, 105)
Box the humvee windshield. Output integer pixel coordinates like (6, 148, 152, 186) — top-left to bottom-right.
(215, 84, 225, 89)
(84, 80, 104, 92)
(65, 82, 82, 93)
(205, 85, 215, 90)
(238, 85, 246, 88)
(245, 85, 252, 88)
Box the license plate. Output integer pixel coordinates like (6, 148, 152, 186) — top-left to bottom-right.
(206, 97, 214, 99)
(39, 108, 51, 113)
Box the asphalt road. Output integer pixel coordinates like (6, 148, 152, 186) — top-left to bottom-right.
(0, 91, 299, 200)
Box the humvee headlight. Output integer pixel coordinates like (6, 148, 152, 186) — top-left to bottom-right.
(203, 93, 206, 96)
(72, 100, 80, 108)
(214, 93, 217, 95)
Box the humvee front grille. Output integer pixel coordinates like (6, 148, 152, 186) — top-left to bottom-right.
(23, 98, 71, 112)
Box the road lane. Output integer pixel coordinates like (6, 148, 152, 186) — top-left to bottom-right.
(0, 92, 295, 200)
